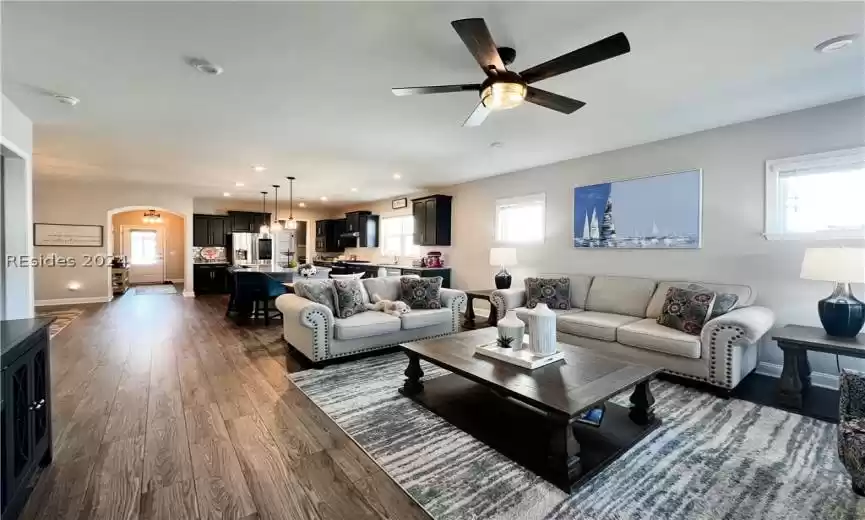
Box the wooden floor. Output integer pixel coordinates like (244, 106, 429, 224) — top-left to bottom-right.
(21, 292, 431, 520)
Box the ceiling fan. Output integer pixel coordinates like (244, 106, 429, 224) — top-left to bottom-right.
(392, 18, 630, 127)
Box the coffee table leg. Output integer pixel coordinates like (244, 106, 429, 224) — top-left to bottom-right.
(778, 345, 804, 409)
(400, 353, 424, 396)
(548, 421, 582, 491)
(488, 302, 498, 326)
(629, 381, 656, 425)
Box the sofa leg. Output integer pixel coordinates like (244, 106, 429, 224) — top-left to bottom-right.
(714, 387, 733, 399)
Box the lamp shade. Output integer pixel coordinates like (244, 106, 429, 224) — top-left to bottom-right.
(490, 247, 517, 267)
(800, 248, 865, 283)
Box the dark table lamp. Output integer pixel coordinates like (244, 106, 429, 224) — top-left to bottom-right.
(490, 247, 517, 289)
(800, 247, 865, 338)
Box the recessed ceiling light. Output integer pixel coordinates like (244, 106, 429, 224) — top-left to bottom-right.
(54, 94, 80, 106)
(351, 187, 358, 192)
(185, 57, 224, 76)
(815, 34, 858, 54)
(393, 173, 402, 180)
(223, 192, 231, 197)
(235, 182, 245, 187)
(251, 164, 267, 173)
(299, 202, 306, 208)
(320, 196, 328, 201)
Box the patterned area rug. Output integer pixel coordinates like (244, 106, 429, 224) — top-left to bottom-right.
(36, 308, 84, 338)
(134, 284, 178, 295)
(290, 353, 864, 520)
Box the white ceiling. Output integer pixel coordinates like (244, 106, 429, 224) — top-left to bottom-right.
(3, 1, 864, 205)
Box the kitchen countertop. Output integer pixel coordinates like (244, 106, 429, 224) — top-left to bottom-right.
(313, 260, 450, 271)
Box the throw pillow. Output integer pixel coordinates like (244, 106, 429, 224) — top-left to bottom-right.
(332, 279, 367, 318)
(687, 284, 739, 320)
(525, 277, 571, 310)
(400, 276, 442, 309)
(294, 280, 337, 315)
(657, 287, 717, 335)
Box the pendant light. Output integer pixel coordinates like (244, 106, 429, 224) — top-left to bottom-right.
(285, 176, 298, 230)
(142, 209, 162, 224)
(271, 184, 282, 232)
(259, 191, 270, 235)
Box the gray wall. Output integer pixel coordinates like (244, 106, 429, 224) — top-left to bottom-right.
(444, 97, 865, 378)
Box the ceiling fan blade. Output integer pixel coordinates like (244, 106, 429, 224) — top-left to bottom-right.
(520, 32, 630, 84)
(451, 18, 506, 74)
(392, 84, 480, 96)
(525, 87, 586, 114)
(462, 101, 490, 127)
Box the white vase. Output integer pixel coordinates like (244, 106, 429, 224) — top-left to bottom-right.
(527, 303, 557, 356)
(497, 310, 525, 350)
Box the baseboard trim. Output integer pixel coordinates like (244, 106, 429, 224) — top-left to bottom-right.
(167, 278, 184, 284)
(755, 361, 839, 390)
(35, 295, 113, 307)
(182, 291, 196, 298)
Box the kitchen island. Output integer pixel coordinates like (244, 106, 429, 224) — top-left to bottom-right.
(312, 260, 452, 288)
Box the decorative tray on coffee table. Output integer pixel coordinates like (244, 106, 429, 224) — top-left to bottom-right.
(475, 340, 565, 369)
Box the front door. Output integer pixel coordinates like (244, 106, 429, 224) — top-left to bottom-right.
(124, 227, 165, 284)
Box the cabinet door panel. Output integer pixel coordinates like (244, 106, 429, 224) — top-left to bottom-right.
(193, 216, 210, 246)
(424, 200, 437, 246)
(8, 354, 32, 482)
(30, 347, 49, 449)
(209, 217, 226, 246)
(412, 202, 424, 245)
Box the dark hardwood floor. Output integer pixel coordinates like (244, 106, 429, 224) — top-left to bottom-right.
(20, 292, 430, 520)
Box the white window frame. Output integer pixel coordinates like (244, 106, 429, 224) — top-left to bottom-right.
(379, 213, 419, 257)
(764, 146, 865, 240)
(494, 193, 546, 245)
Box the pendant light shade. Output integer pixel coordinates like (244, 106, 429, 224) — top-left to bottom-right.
(286, 176, 298, 230)
(271, 184, 282, 232)
(259, 192, 270, 235)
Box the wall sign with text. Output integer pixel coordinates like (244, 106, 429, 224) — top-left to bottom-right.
(34, 223, 104, 247)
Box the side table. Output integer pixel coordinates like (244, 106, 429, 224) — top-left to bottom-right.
(464, 289, 498, 328)
(772, 325, 865, 409)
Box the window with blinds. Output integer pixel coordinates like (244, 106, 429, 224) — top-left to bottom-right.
(495, 193, 545, 244)
(764, 147, 865, 239)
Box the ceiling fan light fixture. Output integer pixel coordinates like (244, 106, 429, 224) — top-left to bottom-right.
(481, 82, 527, 110)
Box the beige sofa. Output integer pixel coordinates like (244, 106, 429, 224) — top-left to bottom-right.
(491, 275, 774, 390)
(275, 276, 466, 364)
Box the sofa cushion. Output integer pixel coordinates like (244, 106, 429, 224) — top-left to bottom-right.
(514, 306, 574, 324)
(400, 276, 443, 309)
(362, 276, 402, 303)
(687, 284, 738, 320)
(646, 281, 754, 319)
(400, 308, 452, 330)
(294, 279, 336, 315)
(556, 311, 640, 342)
(525, 277, 571, 310)
(618, 319, 702, 359)
(541, 274, 593, 309)
(332, 279, 368, 318)
(585, 276, 657, 317)
(657, 287, 716, 335)
(334, 312, 401, 340)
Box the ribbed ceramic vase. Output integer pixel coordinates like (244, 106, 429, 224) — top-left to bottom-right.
(496, 310, 525, 350)
(527, 303, 557, 356)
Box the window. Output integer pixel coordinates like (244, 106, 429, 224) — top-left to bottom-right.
(130, 230, 159, 265)
(765, 147, 865, 239)
(381, 215, 419, 257)
(495, 193, 545, 243)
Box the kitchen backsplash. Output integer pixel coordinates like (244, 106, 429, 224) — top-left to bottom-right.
(193, 246, 227, 263)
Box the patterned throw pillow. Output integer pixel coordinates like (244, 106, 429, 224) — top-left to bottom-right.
(400, 276, 442, 310)
(295, 280, 337, 315)
(524, 277, 571, 310)
(687, 284, 739, 320)
(657, 287, 717, 335)
(332, 279, 367, 318)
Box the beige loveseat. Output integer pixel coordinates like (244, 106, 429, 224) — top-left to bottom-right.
(275, 276, 466, 364)
(491, 275, 774, 390)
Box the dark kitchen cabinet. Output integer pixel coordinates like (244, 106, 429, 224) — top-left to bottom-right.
(412, 195, 452, 246)
(193, 264, 229, 294)
(341, 212, 379, 248)
(314, 219, 346, 253)
(228, 211, 270, 233)
(2, 319, 53, 520)
(193, 215, 228, 247)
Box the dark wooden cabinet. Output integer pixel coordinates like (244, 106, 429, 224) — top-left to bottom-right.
(193, 264, 229, 294)
(228, 211, 270, 234)
(2, 320, 52, 520)
(341, 212, 379, 248)
(412, 195, 452, 246)
(314, 219, 346, 253)
(193, 215, 229, 247)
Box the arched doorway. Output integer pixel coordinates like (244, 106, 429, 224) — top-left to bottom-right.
(106, 206, 193, 297)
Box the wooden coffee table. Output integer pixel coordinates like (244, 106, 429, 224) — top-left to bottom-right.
(400, 328, 660, 492)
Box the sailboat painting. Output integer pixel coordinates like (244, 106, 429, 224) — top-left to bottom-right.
(573, 169, 701, 248)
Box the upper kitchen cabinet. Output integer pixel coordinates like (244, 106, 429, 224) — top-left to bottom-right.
(228, 211, 270, 233)
(341, 211, 379, 248)
(412, 195, 452, 246)
(193, 214, 228, 247)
